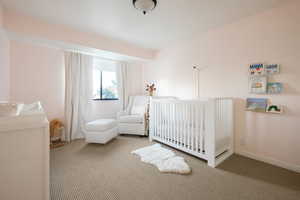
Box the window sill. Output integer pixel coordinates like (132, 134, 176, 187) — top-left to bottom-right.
(92, 99, 119, 101)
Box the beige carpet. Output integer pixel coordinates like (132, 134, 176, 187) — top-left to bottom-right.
(50, 136, 300, 200)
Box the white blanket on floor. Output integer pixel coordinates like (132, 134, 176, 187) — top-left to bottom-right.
(131, 144, 191, 174)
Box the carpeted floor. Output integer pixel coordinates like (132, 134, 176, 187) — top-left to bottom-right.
(50, 136, 300, 200)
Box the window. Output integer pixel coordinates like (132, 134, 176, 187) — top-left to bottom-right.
(92, 59, 119, 100)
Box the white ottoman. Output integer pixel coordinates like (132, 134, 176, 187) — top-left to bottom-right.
(84, 119, 118, 144)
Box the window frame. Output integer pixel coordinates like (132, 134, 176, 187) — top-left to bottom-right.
(93, 71, 119, 101)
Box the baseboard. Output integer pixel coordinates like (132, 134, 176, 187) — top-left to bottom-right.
(236, 150, 300, 173)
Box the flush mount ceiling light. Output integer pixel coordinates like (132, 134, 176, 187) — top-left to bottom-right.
(133, 0, 157, 15)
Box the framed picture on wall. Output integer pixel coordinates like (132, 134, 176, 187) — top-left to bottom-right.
(249, 76, 267, 94)
(266, 104, 283, 114)
(267, 82, 283, 94)
(246, 98, 268, 112)
(265, 64, 280, 75)
(249, 63, 265, 76)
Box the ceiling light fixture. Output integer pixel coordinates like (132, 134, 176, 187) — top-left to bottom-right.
(133, 0, 157, 15)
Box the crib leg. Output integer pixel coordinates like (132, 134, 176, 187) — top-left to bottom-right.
(149, 136, 153, 142)
(208, 155, 216, 168)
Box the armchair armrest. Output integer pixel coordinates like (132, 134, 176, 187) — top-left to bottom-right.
(117, 110, 129, 119)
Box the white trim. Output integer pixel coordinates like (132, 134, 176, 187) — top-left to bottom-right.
(5, 30, 150, 62)
(236, 150, 300, 173)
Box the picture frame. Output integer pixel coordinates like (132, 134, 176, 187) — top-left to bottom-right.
(265, 64, 280, 75)
(266, 104, 283, 114)
(249, 76, 267, 94)
(267, 82, 283, 94)
(246, 98, 268, 112)
(249, 63, 265, 76)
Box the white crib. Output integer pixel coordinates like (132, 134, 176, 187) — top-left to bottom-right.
(149, 98, 234, 167)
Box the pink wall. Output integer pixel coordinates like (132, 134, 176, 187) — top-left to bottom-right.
(10, 41, 65, 120)
(0, 3, 3, 26)
(0, 4, 10, 101)
(3, 5, 147, 121)
(144, 1, 300, 171)
(3, 10, 155, 60)
(0, 32, 10, 101)
(9, 40, 145, 121)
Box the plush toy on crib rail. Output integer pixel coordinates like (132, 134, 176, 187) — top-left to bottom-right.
(50, 119, 65, 148)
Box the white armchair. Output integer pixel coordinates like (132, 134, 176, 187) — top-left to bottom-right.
(117, 95, 150, 136)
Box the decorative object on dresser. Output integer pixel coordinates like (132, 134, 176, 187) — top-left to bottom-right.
(50, 119, 65, 148)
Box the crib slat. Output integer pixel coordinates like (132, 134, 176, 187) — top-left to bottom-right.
(172, 103, 174, 143)
(162, 103, 165, 141)
(173, 103, 176, 146)
(188, 104, 192, 150)
(182, 103, 185, 148)
(186, 104, 188, 148)
(167, 103, 170, 142)
(178, 103, 181, 147)
(155, 103, 158, 136)
(191, 103, 194, 151)
(166, 103, 169, 142)
(174, 103, 180, 147)
(190, 103, 193, 150)
(162, 103, 164, 140)
(164, 103, 166, 140)
(192, 103, 195, 151)
(200, 103, 203, 153)
(195, 103, 197, 152)
(152, 102, 155, 137)
(155, 103, 158, 137)
(187, 104, 189, 148)
(199, 103, 202, 153)
(180, 103, 184, 147)
(184, 104, 188, 148)
(168, 104, 174, 143)
(164, 103, 167, 142)
(154, 103, 156, 137)
(189, 104, 191, 150)
(165, 103, 168, 142)
(159, 103, 162, 140)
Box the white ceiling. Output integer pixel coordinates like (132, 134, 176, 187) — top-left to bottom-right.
(0, 0, 292, 50)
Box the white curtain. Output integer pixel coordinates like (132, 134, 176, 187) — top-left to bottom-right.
(64, 52, 93, 142)
(117, 62, 129, 110)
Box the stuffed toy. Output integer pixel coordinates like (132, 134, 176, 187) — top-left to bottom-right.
(50, 119, 65, 148)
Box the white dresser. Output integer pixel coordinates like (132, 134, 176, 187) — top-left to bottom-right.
(0, 102, 49, 200)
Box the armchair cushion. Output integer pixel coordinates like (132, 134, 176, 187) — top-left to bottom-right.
(85, 119, 118, 132)
(131, 105, 145, 115)
(119, 115, 143, 124)
(130, 96, 149, 115)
